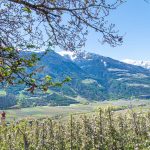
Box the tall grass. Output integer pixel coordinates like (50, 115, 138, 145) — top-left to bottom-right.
(0, 108, 150, 150)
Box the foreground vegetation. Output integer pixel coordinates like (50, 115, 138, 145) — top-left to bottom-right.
(0, 108, 150, 150)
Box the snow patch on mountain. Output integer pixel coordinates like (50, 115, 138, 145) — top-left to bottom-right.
(57, 50, 94, 61)
(57, 51, 77, 60)
(123, 59, 150, 69)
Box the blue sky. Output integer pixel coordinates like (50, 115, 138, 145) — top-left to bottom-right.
(83, 0, 150, 61)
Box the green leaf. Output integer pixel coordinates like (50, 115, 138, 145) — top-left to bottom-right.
(30, 79, 35, 83)
(2, 47, 14, 51)
(22, 7, 32, 13)
(63, 76, 72, 82)
(45, 75, 52, 82)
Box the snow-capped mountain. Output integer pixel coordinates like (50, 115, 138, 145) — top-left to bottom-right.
(123, 59, 150, 70)
(29, 51, 150, 101)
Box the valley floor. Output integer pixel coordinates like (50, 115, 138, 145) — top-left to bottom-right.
(1, 99, 150, 122)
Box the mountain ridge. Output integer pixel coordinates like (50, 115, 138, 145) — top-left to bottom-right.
(58, 50, 150, 70)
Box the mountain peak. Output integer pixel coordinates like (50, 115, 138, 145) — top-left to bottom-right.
(57, 50, 103, 61)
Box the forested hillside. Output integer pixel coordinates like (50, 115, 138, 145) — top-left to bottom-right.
(1, 51, 150, 109)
